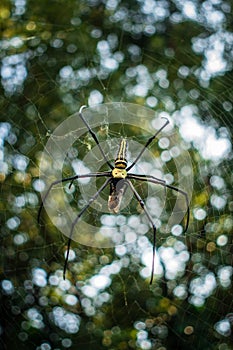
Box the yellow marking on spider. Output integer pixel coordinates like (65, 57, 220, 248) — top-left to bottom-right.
(114, 139, 128, 169)
(112, 168, 127, 179)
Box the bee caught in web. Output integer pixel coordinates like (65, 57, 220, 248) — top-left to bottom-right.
(38, 105, 190, 284)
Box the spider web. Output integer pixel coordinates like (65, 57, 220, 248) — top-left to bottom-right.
(1, 1, 233, 350)
(38, 102, 192, 249)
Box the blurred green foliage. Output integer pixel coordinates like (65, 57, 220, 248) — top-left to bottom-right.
(0, 0, 233, 349)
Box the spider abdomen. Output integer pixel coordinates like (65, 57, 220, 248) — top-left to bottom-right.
(108, 179, 127, 213)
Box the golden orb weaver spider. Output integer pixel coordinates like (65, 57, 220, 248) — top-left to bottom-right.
(38, 105, 190, 284)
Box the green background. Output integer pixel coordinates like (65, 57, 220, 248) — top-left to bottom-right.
(0, 0, 232, 349)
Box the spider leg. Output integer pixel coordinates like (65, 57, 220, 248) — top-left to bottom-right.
(68, 171, 111, 189)
(38, 172, 111, 223)
(79, 105, 114, 169)
(126, 117, 169, 172)
(63, 177, 112, 279)
(126, 179, 157, 285)
(127, 173, 190, 233)
(127, 173, 166, 186)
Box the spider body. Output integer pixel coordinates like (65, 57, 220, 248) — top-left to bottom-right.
(109, 139, 128, 213)
(38, 106, 190, 284)
(108, 178, 127, 214)
(114, 138, 128, 169)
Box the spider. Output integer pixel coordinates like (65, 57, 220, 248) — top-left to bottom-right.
(38, 105, 190, 284)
